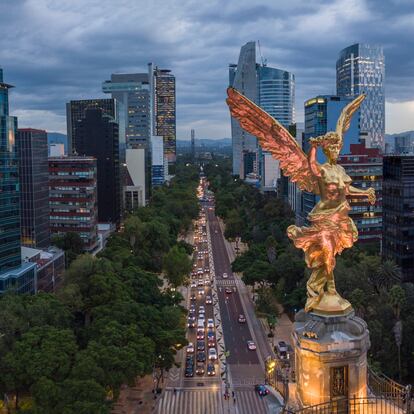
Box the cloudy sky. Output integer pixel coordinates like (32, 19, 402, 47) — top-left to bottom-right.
(1, 0, 413, 139)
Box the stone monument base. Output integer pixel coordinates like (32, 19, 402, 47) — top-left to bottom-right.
(292, 309, 370, 408)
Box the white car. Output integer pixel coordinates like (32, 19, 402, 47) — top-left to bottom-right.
(186, 342, 194, 353)
(207, 318, 214, 329)
(198, 288, 205, 295)
(190, 281, 197, 288)
(208, 348, 218, 360)
(247, 340, 256, 351)
(199, 305, 205, 313)
(222, 273, 228, 279)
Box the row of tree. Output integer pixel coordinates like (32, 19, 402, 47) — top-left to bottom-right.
(0, 163, 199, 413)
(205, 159, 414, 383)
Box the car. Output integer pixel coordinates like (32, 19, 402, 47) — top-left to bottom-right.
(204, 279, 211, 286)
(208, 348, 218, 361)
(247, 340, 256, 351)
(207, 318, 214, 329)
(205, 296, 212, 305)
(225, 287, 233, 294)
(222, 272, 228, 279)
(197, 268, 204, 275)
(185, 366, 194, 377)
(197, 352, 206, 362)
(190, 281, 197, 288)
(189, 304, 196, 312)
(196, 362, 205, 375)
(196, 329, 205, 340)
(187, 319, 196, 328)
(197, 340, 205, 351)
(186, 342, 194, 353)
(208, 337, 216, 348)
(276, 341, 289, 359)
(198, 280, 204, 286)
(207, 363, 216, 376)
(255, 384, 269, 397)
(238, 314, 246, 323)
(198, 288, 205, 295)
(199, 305, 205, 313)
(190, 294, 196, 301)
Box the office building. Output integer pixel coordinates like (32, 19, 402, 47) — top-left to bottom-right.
(49, 156, 99, 252)
(124, 148, 146, 211)
(395, 134, 414, 155)
(22, 246, 65, 292)
(301, 95, 361, 221)
(66, 98, 119, 154)
(102, 73, 148, 149)
(191, 129, 196, 162)
(148, 63, 176, 165)
(338, 143, 382, 244)
(17, 128, 50, 248)
(0, 68, 37, 294)
(382, 155, 414, 282)
(229, 42, 295, 187)
(49, 143, 65, 157)
(337, 43, 385, 149)
(75, 108, 121, 225)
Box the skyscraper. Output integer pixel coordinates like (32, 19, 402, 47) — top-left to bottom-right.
(0, 68, 20, 271)
(148, 63, 176, 165)
(382, 155, 414, 282)
(191, 129, 196, 162)
(75, 108, 121, 226)
(102, 73, 149, 149)
(66, 98, 118, 154)
(229, 41, 295, 187)
(0, 68, 37, 294)
(17, 128, 50, 248)
(336, 43, 385, 149)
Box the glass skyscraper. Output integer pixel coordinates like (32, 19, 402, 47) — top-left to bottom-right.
(0, 68, 36, 294)
(336, 43, 385, 149)
(0, 68, 20, 272)
(229, 42, 295, 189)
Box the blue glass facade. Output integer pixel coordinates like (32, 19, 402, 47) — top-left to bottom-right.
(0, 68, 21, 273)
(337, 44, 385, 149)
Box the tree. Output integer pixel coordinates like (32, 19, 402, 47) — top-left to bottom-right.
(163, 245, 192, 287)
(51, 232, 84, 265)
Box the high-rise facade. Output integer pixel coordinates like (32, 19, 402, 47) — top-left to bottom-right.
(302, 95, 361, 221)
(124, 148, 146, 211)
(75, 108, 121, 226)
(151, 135, 165, 187)
(229, 42, 295, 187)
(0, 68, 20, 272)
(336, 43, 385, 149)
(17, 128, 50, 248)
(338, 143, 382, 244)
(49, 156, 99, 252)
(148, 63, 176, 165)
(0, 68, 36, 294)
(382, 155, 414, 282)
(102, 73, 149, 149)
(66, 99, 118, 154)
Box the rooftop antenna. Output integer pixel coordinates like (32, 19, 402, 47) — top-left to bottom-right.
(257, 40, 267, 67)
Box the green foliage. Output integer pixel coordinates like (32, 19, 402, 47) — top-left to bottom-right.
(0, 162, 198, 411)
(51, 232, 84, 266)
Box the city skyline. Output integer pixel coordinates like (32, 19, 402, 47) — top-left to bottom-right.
(1, 0, 413, 138)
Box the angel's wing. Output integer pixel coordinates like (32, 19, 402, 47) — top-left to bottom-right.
(226, 87, 319, 194)
(336, 94, 365, 137)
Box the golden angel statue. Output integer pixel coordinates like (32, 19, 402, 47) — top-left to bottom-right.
(226, 87, 376, 315)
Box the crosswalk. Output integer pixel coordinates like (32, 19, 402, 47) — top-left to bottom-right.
(235, 390, 272, 414)
(216, 280, 236, 286)
(155, 389, 222, 414)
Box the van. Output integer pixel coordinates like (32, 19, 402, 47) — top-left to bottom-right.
(197, 319, 205, 329)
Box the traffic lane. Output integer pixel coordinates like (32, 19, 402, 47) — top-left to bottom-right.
(217, 286, 260, 365)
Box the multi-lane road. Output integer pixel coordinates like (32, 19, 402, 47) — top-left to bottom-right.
(154, 179, 282, 414)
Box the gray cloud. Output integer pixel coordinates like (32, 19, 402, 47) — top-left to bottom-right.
(0, 0, 413, 138)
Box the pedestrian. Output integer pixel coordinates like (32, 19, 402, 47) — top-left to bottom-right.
(233, 397, 236, 404)
(232, 391, 235, 398)
(173, 388, 177, 394)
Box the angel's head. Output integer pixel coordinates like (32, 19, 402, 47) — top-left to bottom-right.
(321, 132, 342, 163)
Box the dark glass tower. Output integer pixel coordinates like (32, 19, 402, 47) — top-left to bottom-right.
(17, 128, 50, 248)
(75, 108, 121, 226)
(0, 68, 21, 272)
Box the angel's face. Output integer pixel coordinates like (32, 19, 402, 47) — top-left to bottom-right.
(323, 135, 342, 163)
